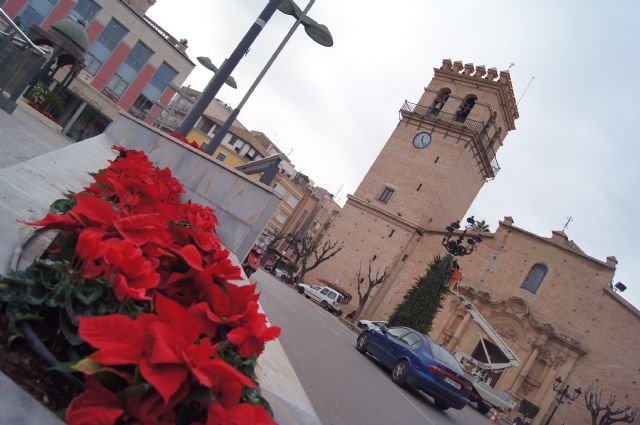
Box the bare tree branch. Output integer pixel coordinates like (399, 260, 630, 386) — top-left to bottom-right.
(585, 382, 637, 425)
(351, 258, 390, 322)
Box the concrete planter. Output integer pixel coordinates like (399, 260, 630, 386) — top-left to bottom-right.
(0, 114, 320, 424)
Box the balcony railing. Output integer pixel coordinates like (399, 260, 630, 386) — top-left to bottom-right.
(169, 99, 192, 114)
(400, 101, 500, 179)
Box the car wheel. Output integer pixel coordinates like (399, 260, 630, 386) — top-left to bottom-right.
(391, 360, 409, 385)
(356, 332, 369, 353)
(297, 287, 304, 294)
(434, 400, 450, 411)
(476, 402, 491, 414)
(320, 300, 329, 310)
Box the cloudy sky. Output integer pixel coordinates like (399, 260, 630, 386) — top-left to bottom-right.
(148, 0, 640, 307)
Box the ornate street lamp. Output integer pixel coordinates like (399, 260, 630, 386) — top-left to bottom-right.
(543, 376, 582, 425)
(441, 216, 483, 259)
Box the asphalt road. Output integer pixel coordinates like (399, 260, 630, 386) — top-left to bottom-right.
(253, 269, 492, 425)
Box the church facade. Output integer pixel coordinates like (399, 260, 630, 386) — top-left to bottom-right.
(307, 59, 640, 423)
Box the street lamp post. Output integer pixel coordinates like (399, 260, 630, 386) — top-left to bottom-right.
(543, 377, 582, 425)
(175, 0, 282, 137)
(204, 0, 332, 155)
(441, 216, 484, 262)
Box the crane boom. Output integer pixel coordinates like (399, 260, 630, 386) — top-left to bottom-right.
(453, 291, 520, 371)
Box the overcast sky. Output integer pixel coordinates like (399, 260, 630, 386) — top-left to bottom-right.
(148, 0, 640, 308)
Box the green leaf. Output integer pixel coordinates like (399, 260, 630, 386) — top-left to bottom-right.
(64, 296, 78, 326)
(118, 298, 141, 318)
(60, 233, 78, 261)
(59, 309, 83, 346)
(50, 360, 80, 373)
(74, 282, 103, 305)
(119, 383, 150, 399)
(24, 281, 48, 305)
(6, 303, 42, 324)
(45, 281, 71, 308)
(49, 194, 76, 214)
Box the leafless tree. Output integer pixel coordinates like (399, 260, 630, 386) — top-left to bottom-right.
(288, 232, 341, 282)
(584, 383, 638, 425)
(352, 258, 391, 322)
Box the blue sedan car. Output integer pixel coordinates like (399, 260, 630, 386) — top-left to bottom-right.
(356, 325, 472, 410)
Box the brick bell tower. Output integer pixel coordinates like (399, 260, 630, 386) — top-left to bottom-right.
(306, 59, 519, 317)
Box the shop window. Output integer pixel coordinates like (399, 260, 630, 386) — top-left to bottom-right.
(215, 152, 226, 162)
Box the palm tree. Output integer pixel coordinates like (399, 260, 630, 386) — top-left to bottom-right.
(470, 219, 490, 233)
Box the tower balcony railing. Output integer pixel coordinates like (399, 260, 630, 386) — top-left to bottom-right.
(400, 101, 500, 179)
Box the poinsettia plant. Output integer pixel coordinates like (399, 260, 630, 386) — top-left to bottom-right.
(171, 133, 206, 152)
(0, 146, 280, 424)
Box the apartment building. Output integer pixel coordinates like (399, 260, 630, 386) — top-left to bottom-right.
(2, 0, 194, 140)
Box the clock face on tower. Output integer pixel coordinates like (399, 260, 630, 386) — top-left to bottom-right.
(412, 132, 432, 149)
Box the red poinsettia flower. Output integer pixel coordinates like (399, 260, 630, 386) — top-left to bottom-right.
(75, 228, 107, 262)
(79, 295, 256, 403)
(66, 378, 125, 425)
(227, 302, 281, 358)
(206, 402, 276, 425)
(21, 211, 78, 233)
(101, 238, 160, 301)
(122, 390, 178, 425)
(69, 195, 117, 229)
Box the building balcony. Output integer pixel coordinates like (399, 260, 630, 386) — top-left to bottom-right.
(400, 101, 500, 180)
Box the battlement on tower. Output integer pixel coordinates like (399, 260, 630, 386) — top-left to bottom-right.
(437, 58, 519, 122)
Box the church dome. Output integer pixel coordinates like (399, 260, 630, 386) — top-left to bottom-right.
(50, 19, 89, 52)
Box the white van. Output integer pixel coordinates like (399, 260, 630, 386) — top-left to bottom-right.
(300, 285, 344, 316)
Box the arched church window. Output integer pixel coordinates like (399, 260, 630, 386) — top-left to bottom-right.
(521, 264, 547, 294)
(431, 88, 451, 111)
(454, 94, 477, 123)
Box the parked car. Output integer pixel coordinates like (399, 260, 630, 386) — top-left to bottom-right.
(357, 319, 388, 331)
(273, 268, 291, 282)
(297, 285, 344, 316)
(355, 325, 473, 410)
(296, 282, 321, 294)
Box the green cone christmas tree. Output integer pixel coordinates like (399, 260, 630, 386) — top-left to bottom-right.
(387, 254, 454, 335)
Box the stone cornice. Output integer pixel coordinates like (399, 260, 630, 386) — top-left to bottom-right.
(433, 59, 518, 131)
(603, 287, 640, 319)
(346, 194, 421, 233)
(498, 220, 616, 271)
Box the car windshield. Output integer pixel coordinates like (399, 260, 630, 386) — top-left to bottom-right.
(311, 285, 321, 291)
(428, 341, 463, 373)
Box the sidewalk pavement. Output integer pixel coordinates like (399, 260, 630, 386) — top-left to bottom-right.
(0, 106, 73, 169)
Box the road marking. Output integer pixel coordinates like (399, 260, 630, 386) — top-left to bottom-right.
(389, 384, 436, 425)
(369, 366, 436, 425)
